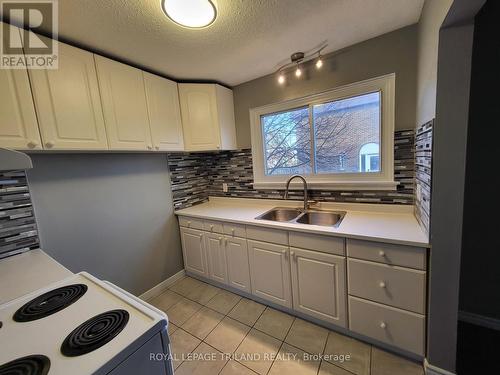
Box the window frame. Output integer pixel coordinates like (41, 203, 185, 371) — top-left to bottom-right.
(249, 73, 396, 191)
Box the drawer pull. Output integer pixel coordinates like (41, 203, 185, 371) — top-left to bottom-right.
(187, 221, 192, 227)
(380, 321, 387, 329)
(379, 281, 386, 288)
(231, 228, 235, 235)
(210, 224, 214, 231)
(378, 250, 386, 257)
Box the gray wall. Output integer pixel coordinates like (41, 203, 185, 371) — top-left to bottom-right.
(415, 0, 453, 126)
(233, 25, 418, 148)
(27, 154, 183, 296)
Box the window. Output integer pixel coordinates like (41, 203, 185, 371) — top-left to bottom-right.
(250, 74, 395, 190)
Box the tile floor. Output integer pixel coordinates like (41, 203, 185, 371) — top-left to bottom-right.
(148, 276, 424, 375)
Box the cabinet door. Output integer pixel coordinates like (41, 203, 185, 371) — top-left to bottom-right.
(28, 41, 108, 150)
(225, 236, 251, 293)
(0, 24, 41, 150)
(143, 72, 184, 151)
(95, 55, 152, 150)
(248, 240, 292, 308)
(205, 232, 227, 284)
(180, 228, 208, 278)
(178, 84, 221, 151)
(290, 247, 347, 327)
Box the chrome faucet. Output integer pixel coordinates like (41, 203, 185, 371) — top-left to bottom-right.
(284, 175, 309, 211)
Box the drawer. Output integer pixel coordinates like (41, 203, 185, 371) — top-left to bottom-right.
(347, 239, 426, 270)
(289, 231, 344, 255)
(246, 225, 288, 245)
(349, 296, 425, 355)
(223, 222, 246, 238)
(204, 220, 224, 234)
(348, 259, 426, 314)
(178, 216, 204, 230)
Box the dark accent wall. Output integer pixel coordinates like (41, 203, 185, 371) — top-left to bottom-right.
(167, 130, 415, 210)
(26, 154, 183, 296)
(0, 170, 39, 258)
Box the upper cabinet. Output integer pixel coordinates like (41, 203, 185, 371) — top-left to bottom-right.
(143, 72, 184, 151)
(0, 23, 41, 150)
(28, 40, 108, 150)
(94, 55, 153, 150)
(179, 84, 237, 151)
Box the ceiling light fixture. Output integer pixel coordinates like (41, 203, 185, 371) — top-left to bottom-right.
(162, 0, 217, 29)
(274, 44, 327, 85)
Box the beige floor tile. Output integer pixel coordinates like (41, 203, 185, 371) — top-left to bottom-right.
(284, 318, 329, 355)
(228, 298, 266, 326)
(175, 342, 227, 375)
(220, 360, 258, 375)
(206, 290, 242, 315)
(205, 316, 251, 353)
(318, 360, 354, 375)
(181, 306, 224, 339)
(268, 343, 320, 375)
(149, 290, 183, 312)
(254, 307, 294, 340)
(234, 328, 282, 374)
(170, 329, 201, 369)
(186, 282, 221, 304)
(168, 322, 179, 335)
(169, 277, 204, 297)
(371, 347, 424, 375)
(166, 297, 202, 326)
(323, 331, 371, 375)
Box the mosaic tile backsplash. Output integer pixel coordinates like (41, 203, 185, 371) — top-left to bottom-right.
(0, 170, 39, 258)
(414, 120, 433, 235)
(168, 130, 416, 210)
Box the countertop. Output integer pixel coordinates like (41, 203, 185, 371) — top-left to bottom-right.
(0, 249, 73, 304)
(175, 197, 429, 247)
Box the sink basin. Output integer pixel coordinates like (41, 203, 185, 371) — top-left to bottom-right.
(255, 207, 302, 222)
(296, 210, 345, 227)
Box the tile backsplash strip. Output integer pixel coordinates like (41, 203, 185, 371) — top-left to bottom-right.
(414, 120, 433, 235)
(168, 129, 415, 210)
(0, 170, 39, 258)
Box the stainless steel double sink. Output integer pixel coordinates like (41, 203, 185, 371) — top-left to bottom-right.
(255, 207, 345, 227)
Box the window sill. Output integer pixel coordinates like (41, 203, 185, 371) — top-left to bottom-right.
(252, 181, 399, 191)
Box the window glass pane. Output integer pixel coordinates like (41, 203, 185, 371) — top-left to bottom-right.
(313, 91, 381, 174)
(261, 107, 312, 175)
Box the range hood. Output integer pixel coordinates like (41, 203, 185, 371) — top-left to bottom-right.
(0, 148, 33, 171)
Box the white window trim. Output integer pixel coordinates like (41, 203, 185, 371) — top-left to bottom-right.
(249, 73, 396, 191)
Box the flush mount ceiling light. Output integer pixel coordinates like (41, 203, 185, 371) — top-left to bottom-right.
(162, 0, 217, 29)
(275, 45, 327, 85)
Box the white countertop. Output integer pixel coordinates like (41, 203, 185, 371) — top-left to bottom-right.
(175, 197, 429, 247)
(0, 249, 73, 304)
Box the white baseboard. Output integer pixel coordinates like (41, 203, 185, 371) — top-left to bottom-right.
(424, 359, 456, 375)
(458, 310, 500, 331)
(139, 269, 185, 301)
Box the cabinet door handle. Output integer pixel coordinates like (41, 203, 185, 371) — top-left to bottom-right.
(281, 249, 286, 255)
(231, 228, 235, 236)
(210, 225, 214, 231)
(187, 221, 192, 227)
(199, 234, 203, 240)
(379, 281, 386, 288)
(290, 251, 295, 259)
(379, 250, 386, 257)
(147, 144, 153, 150)
(45, 141, 55, 149)
(380, 321, 387, 329)
(155, 145, 160, 150)
(27, 140, 38, 148)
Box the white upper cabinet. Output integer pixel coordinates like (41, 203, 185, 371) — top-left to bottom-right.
(95, 55, 152, 150)
(28, 40, 108, 150)
(143, 72, 184, 151)
(0, 23, 41, 150)
(178, 83, 237, 151)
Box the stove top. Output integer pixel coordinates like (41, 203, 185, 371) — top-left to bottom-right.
(13, 284, 87, 322)
(0, 272, 168, 375)
(0, 355, 50, 375)
(61, 309, 129, 357)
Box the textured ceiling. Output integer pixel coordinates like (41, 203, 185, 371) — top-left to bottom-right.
(44, 0, 423, 86)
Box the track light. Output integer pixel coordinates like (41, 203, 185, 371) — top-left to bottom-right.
(316, 55, 323, 69)
(295, 64, 302, 77)
(277, 72, 285, 84)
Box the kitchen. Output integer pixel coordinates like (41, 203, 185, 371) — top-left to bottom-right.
(0, 0, 496, 374)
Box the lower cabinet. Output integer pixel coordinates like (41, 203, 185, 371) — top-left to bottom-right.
(180, 228, 208, 278)
(290, 247, 347, 327)
(225, 236, 251, 293)
(248, 240, 292, 308)
(205, 233, 228, 284)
